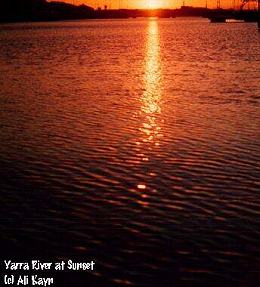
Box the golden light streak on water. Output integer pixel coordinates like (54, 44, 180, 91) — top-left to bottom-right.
(136, 18, 163, 197)
(140, 18, 163, 148)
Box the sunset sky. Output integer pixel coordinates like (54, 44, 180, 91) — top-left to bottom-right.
(56, 0, 246, 9)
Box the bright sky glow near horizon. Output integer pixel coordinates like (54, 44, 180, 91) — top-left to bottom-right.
(55, 0, 251, 9)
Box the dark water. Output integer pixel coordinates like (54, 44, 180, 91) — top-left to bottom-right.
(0, 18, 260, 286)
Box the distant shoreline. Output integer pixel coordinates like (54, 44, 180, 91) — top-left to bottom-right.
(0, 0, 258, 24)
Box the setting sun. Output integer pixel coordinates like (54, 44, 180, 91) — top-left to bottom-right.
(148, 0, 161, 9)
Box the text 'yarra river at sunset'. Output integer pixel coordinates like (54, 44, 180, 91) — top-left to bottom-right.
(0, 17, 260, 287)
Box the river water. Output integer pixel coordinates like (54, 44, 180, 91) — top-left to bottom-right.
(0, 18, 260, 286)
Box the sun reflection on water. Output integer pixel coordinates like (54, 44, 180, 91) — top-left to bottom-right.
(135, 18, 163, 197)
(140, 18, 162, 148)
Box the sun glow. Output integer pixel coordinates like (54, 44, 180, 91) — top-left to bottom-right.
(148, 0, 161, 9)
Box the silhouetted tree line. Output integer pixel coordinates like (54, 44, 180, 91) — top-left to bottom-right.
(0, 1, 258, 23)
(0, 0, 94, 22)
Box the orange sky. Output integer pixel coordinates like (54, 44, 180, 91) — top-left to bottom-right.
(56, 0, 246, 9)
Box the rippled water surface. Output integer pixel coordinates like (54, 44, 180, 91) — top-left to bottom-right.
(0, 18, 260, 286)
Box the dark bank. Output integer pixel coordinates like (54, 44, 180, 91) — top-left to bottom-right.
(0, 0, 259, 25)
